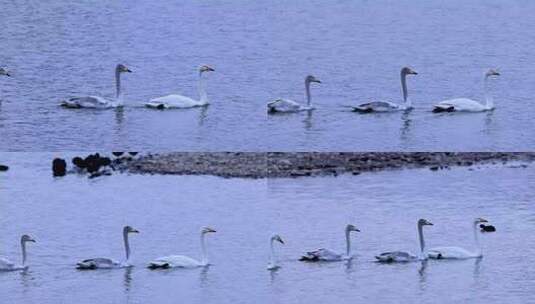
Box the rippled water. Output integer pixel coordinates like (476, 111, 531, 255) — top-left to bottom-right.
(1, 153, 534, 303)
(1, 1, 535, 151)
(266, 0, 535, 151)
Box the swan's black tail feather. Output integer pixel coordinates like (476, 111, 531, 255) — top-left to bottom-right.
(147, 263, 170, 269)
(432, 105, 455, 113)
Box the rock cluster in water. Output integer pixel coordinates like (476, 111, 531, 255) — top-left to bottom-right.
(52, 152, 138, 178)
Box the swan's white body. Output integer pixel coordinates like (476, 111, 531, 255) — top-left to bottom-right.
(428, 218, 488, 260)
(145, 65, 214, 110)
(300, 224, 359, 262)
(351, 67, 417, 113)
(376, 219, 432, 263)
(0, 235, 36, 272)
(267, 234, 284, 270)
(267, 98, 313, 113)
(61, 64, 132, 109)
(62, 96, 123, 109)
(433, 69, 500, 113)
(148, 227, 216, 269)
(0, 257, 17, 271)
(76, 226, 138, 270)
(268, 75, 321, 113)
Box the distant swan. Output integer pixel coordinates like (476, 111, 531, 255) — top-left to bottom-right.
(376, 219, 433, 263)
(299, 224, 360, 262)
(433, 69, 500, 112)
(145, 65, 215, 109)
(0, 67, 11, 78)
(427, 218, 489, 259)
(350, 67, 418, 113)
(0, 235, 36, 271)
(268, 75, 321, 113)
(0, 67, 11, 99)
(61, 64, 132, 109)
(76, 225, 139, 269)
(267, 234, 285, 270)
(148, 227, 217, 269)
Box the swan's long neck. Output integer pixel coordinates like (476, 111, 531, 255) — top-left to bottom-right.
(21, 240, 27, 266)
(305, 79, 312, 106)
(199, 72, 208, 104)
(345, 229, 351, 257)
(484, 76, 493, 109)
(473, 222, 482, 255)
(115, 69, 122, 99)
(200, 232, 208, 265)
(417, 224, 425, 254)
(401, 72, 410, 106)
(269, 238, 276, 266)
(123, 230, 131, 261)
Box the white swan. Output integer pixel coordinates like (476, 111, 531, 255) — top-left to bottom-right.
(0, 235, 36, 271)
(267, 234, 285, 270)
(61, 64, 132, 109)
(433, 69, 500, 112)
(376, 219, 433, 263)
(350, 67, 417, 113)
(145, 65, 215, 109)
(299, 224, 360, 262)
(76, 225, 139, 269)
(147, 227, 216, 269)
(427, 218, 489, 259)
(268, 75, 321, 113)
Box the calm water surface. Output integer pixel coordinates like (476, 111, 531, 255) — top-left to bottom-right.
(1, 153, 534, 303)
(1, 1, 535, 150)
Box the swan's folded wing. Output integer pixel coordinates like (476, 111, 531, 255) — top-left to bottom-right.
(147, 94, 203, 109)
(375, 251, 414, 262)
(0, 257, 15, 270)
(61, 96, 110, 108)
(268, 99, 300, 113)
(300, 248, 342, 261)
(76, 257, 117, 269)
(148, 255, 201, 268)
(352, 101, 398, 113)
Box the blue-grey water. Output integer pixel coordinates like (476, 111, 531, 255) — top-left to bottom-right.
(1, 1, 535, 151)
(1, 153, 534, 303)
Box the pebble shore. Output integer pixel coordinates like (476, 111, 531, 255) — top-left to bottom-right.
(126, 152, 535, 178)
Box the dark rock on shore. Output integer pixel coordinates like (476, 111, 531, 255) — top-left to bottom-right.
(52, 158, 67, 177)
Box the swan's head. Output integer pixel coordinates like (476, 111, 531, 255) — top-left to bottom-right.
(474, 217, 488, 224)
(401, 67, 418, 76)
(202, 227, 217, 234)
(123, 225, 139, 234)
(271, 234, 285, 245)
(200, 65, 215, 73)
(305, 75, 321, 84)
(485, 69, 500, 78)
(0, 67, 11, 77)
(21, 235, 36, 243)
(116, 64, 132, 73)
(418, 219, 433, 227)
(345, 224, 360, 233)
